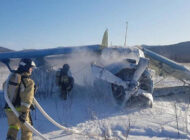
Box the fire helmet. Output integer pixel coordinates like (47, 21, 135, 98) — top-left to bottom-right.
(62, 64, 70, 72)
(18, 58, 36, 73)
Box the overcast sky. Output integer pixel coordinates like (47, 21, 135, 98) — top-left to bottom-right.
(0, 0, 190, 50)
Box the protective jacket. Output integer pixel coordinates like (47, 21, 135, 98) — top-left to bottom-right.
(56, 68, 74, 92)
(4, 71, 35, 140)
(4, 72, 35, 112)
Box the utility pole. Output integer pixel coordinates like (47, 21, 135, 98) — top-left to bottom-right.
(124, 21, 128, 47)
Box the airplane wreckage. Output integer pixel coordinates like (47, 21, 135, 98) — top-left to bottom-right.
(1, 30, 190, 139)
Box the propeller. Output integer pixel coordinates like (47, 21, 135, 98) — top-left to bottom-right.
(91, 57, 150, 105)
(91, 63, 129, 89)
(122, 58, 149, 105)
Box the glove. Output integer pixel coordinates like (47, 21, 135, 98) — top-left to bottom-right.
(19, 112, 27, 123)
(30, 104, 35, 111)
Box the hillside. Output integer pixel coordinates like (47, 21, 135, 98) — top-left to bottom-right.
(0, 46, 13, 53)
(0, 47, 16, 67)
(143, 41, 190, 63)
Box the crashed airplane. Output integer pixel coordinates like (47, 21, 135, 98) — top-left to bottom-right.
(1, 30, 190, 139)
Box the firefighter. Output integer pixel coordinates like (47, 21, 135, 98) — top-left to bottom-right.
(4, 58, 36, 140)
(56, 64, 74, 100)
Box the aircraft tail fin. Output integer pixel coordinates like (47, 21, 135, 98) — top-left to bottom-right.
(100, 29, 108, 50)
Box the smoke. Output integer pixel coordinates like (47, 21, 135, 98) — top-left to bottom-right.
(45, 47, 141, 86)
(46, 50, 99, 86)
(100, 48, 140, 66)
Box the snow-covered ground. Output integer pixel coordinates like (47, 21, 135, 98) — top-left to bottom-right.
(32, 87, 190, 140)
(1, 54, 190, 140)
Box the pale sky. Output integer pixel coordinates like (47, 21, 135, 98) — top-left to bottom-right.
(0, 0, 190, 50)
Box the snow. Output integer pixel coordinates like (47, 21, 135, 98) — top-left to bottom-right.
(1, 53, 190, 140)
(32, 91, 190, 140)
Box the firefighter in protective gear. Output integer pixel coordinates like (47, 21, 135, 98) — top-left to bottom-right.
(56, 64, 74, 100)
(4, 58, 36, 140)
